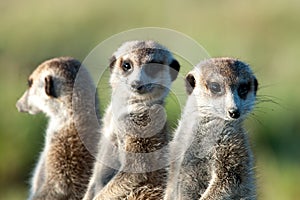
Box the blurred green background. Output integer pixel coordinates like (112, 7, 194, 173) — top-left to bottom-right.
(1, 0, 299, 199)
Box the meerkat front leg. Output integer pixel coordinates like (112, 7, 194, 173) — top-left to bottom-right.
(28, 152, 45, 199)
(84, 138, 119, 200)
(163, 157, 181, 200)
(83, 104, 120, 200)
(165, 116, 196, 200)
(82, 153, 117, 200)
(164, 137, 187, 200)
(199, 171, 235, 200)
(200, 135, 255, 200)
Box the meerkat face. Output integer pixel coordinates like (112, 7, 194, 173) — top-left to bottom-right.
(16, 57, 81, 117)
(16, 69, 56, 115)
(186, 58, 258, 121)
(109, 41, 180, 103)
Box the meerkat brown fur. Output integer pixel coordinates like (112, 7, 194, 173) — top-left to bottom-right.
(83, 40, 180, 200)
(164, 57, 258, 200)
(16, 57, 100, 200)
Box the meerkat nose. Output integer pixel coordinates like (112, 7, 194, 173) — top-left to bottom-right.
(16, 98, 27, 112)
(131, 80, 147, 93)
(16, 101, 22, 112)
(228, 108, 240, 119)
(131, 80, 143, 89)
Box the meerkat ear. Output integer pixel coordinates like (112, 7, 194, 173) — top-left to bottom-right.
(185, 73, 196, 95)
(169, 59, 180, 81)
(45, 75, 58, 98)
(253, 77, 258, 95)
(109, 56, 117, 73)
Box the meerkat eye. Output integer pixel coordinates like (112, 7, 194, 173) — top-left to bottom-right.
(27, 79, 33, 87)
(238, 82, 250, 99)
(208, 82, 221, 94)
(122, 61, 132, 72)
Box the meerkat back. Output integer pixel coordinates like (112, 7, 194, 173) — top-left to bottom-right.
(16, 57, 101, 200)
(165, 57, 257, 200)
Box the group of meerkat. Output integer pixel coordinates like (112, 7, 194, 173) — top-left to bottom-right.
(16, 40, 258, 200)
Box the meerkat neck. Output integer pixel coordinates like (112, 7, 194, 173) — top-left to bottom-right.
(180, 96, 200, 126)
(46, 101, 93, 134)
(46, 109, 73, 135)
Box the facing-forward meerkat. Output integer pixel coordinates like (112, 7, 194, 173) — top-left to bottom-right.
(83, 40, 180, 200)
(164, 57, 258, 200)
(16, 57, 100, 200)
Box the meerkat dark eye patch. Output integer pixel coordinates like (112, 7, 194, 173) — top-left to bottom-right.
(238, 82, 251, 99)
(169, 59, 180, 81)
(144, 63, 164, 77)
(121, 60, 133, 72)
(207, 81, 222, 94)
(27, 78, 33, 87)
(45, 75, 58, 98)
(185, 73, 195, 95)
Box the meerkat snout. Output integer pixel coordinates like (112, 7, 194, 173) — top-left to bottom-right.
(131, 80, 143, 91)
(130, 80, 152, 94)
(16, 99, 28, 114)
(228, 108, 240, 119)
(129, 63, 171, 94)
(225, 92, 242, 120)
(16, 92, 28, 113)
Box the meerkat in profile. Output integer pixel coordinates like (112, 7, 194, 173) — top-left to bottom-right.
(83, 40, 180, 200)
(164, 57, 258, 200)
(16, 57, 101, 200)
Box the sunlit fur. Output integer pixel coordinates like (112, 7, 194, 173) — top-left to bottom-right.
(164, 57, 257, 200)
(84, 40, 180, 200)
(16, 57, 100, 200)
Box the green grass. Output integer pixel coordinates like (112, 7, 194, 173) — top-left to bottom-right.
(1, 0, 300, 199)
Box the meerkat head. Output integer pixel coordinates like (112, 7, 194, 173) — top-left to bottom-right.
(109, 40, 180, 104)
(16, 57, 85, 117)
(185, 57, 258, 121)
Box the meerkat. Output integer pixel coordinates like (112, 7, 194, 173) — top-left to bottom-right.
(16, 57, 101, 200)
(83, 40, 180, 200)
(164, 57, 258, 200)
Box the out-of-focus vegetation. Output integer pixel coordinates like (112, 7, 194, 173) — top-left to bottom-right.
(1, 0, 299, 199)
